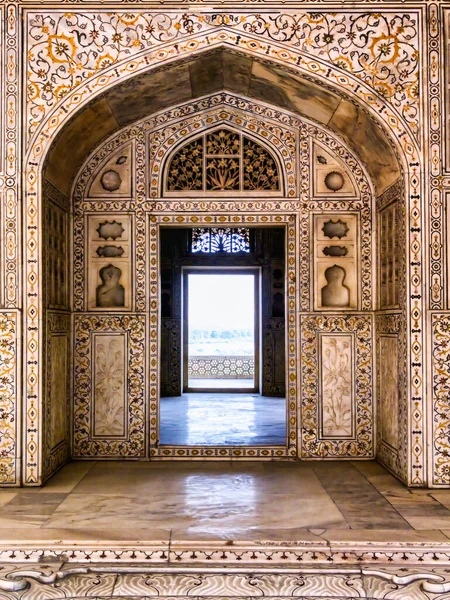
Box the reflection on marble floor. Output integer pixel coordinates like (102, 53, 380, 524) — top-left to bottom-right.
(3, 460, 450, 544)
(160, 393, 286, 445)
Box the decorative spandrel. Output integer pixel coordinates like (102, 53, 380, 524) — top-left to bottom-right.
(191, 228, 251, 254)
(166, 128, 280, 193)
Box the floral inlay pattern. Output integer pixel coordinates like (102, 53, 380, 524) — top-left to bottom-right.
(0, 312, 18, 484)
(432, 314, 450, 485)
(74, 315, 145, 458)
(26, 11, 419, 138)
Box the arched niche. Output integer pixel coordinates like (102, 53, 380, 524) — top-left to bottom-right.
(35, 91, 392, 472)
(26, 45, 418, 486)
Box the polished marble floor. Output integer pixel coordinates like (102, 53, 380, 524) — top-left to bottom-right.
(160, 393, 286, 445)
(2, 460, 450, 544)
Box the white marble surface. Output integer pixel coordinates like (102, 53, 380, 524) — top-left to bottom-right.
(1, 460, 450, 548)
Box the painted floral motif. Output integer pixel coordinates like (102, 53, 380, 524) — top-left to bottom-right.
(26, 11, 419, 137)
(432, 314, 450, 485)
(0, 312, 17, 484)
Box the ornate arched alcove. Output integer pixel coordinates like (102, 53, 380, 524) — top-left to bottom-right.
(34, 88, 391, 474)
(19, 38, 421, 486)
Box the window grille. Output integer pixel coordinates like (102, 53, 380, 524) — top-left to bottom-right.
(191, 228, 251, 254)
(167, 129, 280, 193)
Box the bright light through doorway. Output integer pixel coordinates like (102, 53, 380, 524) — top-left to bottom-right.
(187, 273, 255, 390)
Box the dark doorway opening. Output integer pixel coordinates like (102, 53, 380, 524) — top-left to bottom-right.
(159, 226, 287, 446)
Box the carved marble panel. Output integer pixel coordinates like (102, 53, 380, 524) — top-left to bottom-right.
(45, 201, 68, 310)
(375, 313, 404, 481)
(3, 564, 450, 599)
(73, 315, 146, 458)
(319, 334, 354, 439)
(262, 318, 286, 397)
(88, 142, 133, 198)
(312, 142, 358, 198)
(314, 214, 359, 310)
(160, 319, 182, 397)
(379, 336, 399, 450)
(379, 201, 400, 309)
(45, 312, 71, 481)
(93, 333, 127, 438)
(87, 214, 132, 311)
(49, 335, 68, 448)
(300, 315, 373, 458)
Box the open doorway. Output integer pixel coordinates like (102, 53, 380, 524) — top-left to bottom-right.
(184, 270, 259, 393)
(159, 226, 287, 447)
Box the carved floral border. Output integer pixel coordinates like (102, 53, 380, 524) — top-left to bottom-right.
(73, 314, 146, 458)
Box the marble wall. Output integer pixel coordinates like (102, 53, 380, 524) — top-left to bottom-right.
(375, 182, 407, 481)
(68, 100, 375, 460)
(43, 182, 71, 482)
(0, 1, 444, 485)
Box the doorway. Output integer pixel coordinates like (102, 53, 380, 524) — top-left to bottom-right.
(158, 226, 287, 448)
(183, 270, 259, 393)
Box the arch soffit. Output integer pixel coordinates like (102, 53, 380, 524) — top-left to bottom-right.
(37, 39, 413, 198)
(73, 94, 374, 208)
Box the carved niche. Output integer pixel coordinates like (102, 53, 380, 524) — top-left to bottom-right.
(314, 214, 359, 310)
(312, 143, 357, 198)
(87, 215, 132, 311)
(88, 143, 133, 198)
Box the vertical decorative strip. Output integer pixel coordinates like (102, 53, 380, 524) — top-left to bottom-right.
(4, 4, 20, 308)
(0, 310, 19, 485)
(429, 4, 444, 309)
(432, 313, 450, 485)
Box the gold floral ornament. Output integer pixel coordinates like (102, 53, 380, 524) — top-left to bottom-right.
(47, 34, 76, 64)
(27, 11, 420, 139)
(166, 128, 280, 193)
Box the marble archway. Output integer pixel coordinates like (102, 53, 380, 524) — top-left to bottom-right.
(21, 32, 421, 485)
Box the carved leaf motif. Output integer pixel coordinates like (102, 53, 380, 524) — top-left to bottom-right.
(321, 337, 352, 437)
(94, 340, 125, 436)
